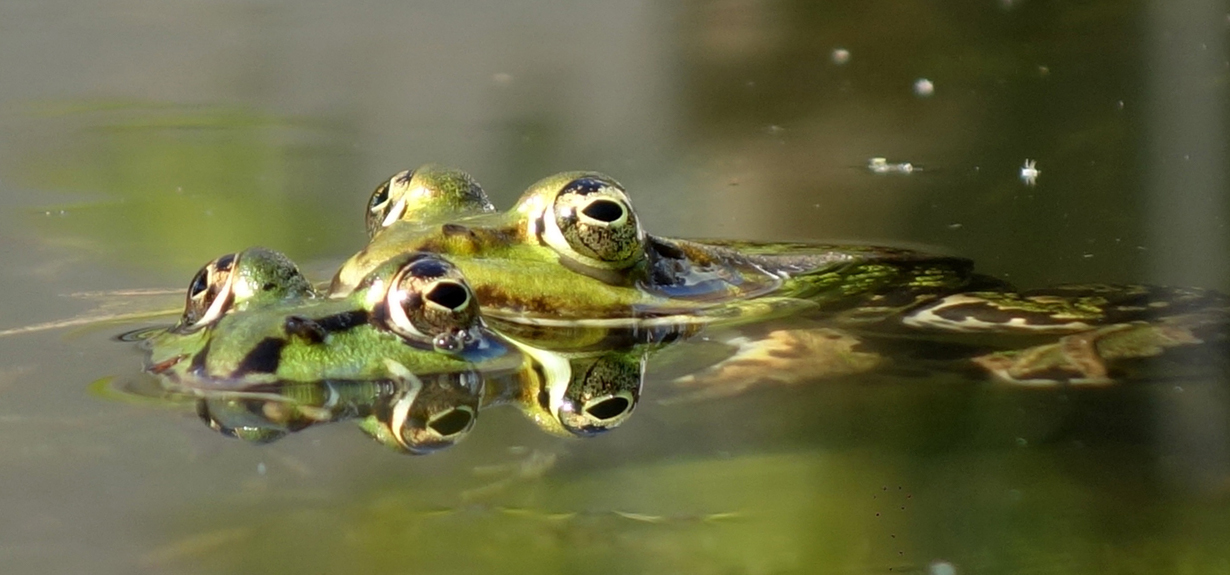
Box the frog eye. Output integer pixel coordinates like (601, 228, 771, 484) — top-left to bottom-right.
(179, 252, 237, 330)
(178, 248, 313, 332)
(365, 170, 413, 237)
(370, 369, 483, 454)
(543, 176, 646, 270)
(365, 166, 494, 238)
(555, 353, 644, 437)
(394, 404, 478, 453)
(380, 254, 481, 350)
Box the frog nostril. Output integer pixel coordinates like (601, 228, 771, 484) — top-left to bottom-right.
(424, 281, 470, 311)
(585, 396, 630, 421)
(581, 199, 624, 224)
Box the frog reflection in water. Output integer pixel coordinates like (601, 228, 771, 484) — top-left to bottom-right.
(331, 165, 1228, 393)
(139, 245, 649, 453)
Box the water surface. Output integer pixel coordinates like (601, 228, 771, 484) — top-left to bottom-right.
(0, 1, 1227, 573)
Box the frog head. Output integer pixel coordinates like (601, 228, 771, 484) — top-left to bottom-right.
(146, 248, 517, 389)
(365, 164, 495, 237)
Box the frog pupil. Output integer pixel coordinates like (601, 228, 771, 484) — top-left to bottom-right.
(425, 281, 469, 311)
(369, 182, 390, 210)
(581, 199, 624, 223)
(428, 408, 473, 436)
(214, 253, 235, 272)
(586, 397, 630, 421)
(188, 269, 209, 298)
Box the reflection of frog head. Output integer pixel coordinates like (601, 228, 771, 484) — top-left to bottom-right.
(505, 345, 647, 438)
(192, 366, 485, 455)
(357, 363, 484, 455)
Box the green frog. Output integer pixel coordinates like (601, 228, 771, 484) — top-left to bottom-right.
(141, 247, 519, 389)
(330, 166, 1229, 390)
(137, 245, 649, 453)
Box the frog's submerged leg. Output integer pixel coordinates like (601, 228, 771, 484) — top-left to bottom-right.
(666, 328, 885, 402)
(904, 284, 1230, 386)
(972, 315, 1222, 386)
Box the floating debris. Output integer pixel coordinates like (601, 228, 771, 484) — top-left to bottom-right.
(831, 48, 850, 65)
(1020, 159, 1040, 186)
(913, 78, 935, 97)
(868, 157, 916, 174)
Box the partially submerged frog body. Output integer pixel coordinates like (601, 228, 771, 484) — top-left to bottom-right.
(671, 285, 1228, 397)
(332, 168, 1012, 358)
(486, 343, 649, 438)
(143, 248, 520, 391)
(332, 167, 1229, 391)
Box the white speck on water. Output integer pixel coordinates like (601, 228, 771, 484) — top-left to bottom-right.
(1020, 159, 1040, 186)
(766, 124, 785, 135)
(1082, 253, 1094, 259)
(1037, 65, 1050, 76)
(868, 157, 916, 174)
(1015, 437, 1028, 447)
(1175, 385, 1184, 393)
(492, 72, 513, 86)
(257, 462, 267, 475)
(1116, 100, 1125, 110)
(947, 223, 963, 229)
(914, 78, 935, 97)
(831, 48, 850, 65)
(930, 561, 958, 575)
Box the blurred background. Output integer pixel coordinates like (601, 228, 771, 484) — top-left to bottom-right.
(0, 1, 1227, 573)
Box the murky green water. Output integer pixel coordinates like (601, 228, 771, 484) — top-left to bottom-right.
(1, 1, 1228, 573)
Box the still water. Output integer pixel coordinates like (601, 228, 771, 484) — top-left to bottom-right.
(1, 1, 1228, 573)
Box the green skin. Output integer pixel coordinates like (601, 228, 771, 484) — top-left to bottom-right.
(141, 246, 647, 449)
(144, 248, 520, 391)
(330, 166, 1228, 385)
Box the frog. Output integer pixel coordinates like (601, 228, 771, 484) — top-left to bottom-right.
(141, 246, 519, 390)
(329, 166, 1229, 391)
(136, 245, 649, 453)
